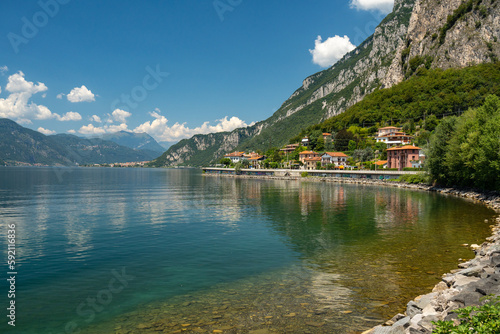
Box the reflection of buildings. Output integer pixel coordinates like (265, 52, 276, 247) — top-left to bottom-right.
(373, 190, 422, 229)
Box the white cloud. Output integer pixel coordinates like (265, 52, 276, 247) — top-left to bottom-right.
(38, 127, 56, 135)
(6, 71, 47, 94)
(78, 124, 106, 135)
(133, 110, 253, 142)
(56, 111, 82, 121)
(106, 123, 129, 133)
(68, 129, 76, 134)
(0, 71, 58, 122)
(111, 108, 131, 123)
(56, 93, 64, 99)
(0, 66, 8, 75)
(350, 0, 394, 14)
(77, 120, 128, 136)
(90, 115, 102, 123)
(67, 85, 95, 103)
(309, 35, 356, 67)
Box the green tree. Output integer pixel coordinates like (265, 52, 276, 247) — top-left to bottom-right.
(423, 114, 439, 131)
(353, 147, 374, 162)
(234, 162, 243, 175)
(348, 140, 357, 152)
(334, 130, 355, 151)
(315, 136, 325, 151)
(427, 116, 457, 184)
(325, 134, 334, 151)
(428, 95, 500, 191)
(445, 95, 500, 189)
(220, 157, 231, 167)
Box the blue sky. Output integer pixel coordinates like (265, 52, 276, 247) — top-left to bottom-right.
(0, 0, 393, 143)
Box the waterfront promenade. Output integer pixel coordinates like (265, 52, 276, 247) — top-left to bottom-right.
(202, 167, 419, 180)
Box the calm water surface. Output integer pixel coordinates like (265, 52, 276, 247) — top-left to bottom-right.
(0, 167, 496, 333)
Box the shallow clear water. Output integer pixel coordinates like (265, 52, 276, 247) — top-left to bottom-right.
(0, 167, 495, 334)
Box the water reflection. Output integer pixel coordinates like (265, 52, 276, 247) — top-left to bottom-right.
(0, 168, 496, 334)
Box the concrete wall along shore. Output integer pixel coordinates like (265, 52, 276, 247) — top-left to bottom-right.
(202, 167, 419, 180)
(203, 169, 500, 334)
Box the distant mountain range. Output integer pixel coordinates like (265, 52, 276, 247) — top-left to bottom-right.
(0, 119, 164, 166)
(101, 131, 165, 154)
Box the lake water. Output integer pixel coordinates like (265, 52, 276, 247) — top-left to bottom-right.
(0, 167, 496, 334)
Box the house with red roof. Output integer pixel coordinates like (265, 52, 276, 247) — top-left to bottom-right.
(304, 157, 322, 170)
(224, 151, 245, 164)
(299, 151, 319, 164)
(321, 152, 348, 168)
(387, 146, 421, 171)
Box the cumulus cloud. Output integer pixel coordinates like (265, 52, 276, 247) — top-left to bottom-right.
(77, 110, 129, 135)
(56, 111, 82, 121)
(133, 110, 253, 142)
(0, 71, 58, 122)
(56, 93, 64, 99)
(309, 35, 356, 67)
(350, 0, 394, 14)
(68, 129, 76, 134)
(78, 124, 106, 135)
(6, 71, 47, 93)
(38, 127, 56, 135)
(67, 85, 95, 103)
(111, 108, 131, 123)
(106, 123, 129, 133)
(0, 66, 8, 76)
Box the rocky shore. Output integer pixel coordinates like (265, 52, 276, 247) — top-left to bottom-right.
(363, 216, 500, 334)
(205, 173, 500, 333)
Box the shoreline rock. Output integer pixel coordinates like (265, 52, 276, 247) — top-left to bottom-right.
(204, 173, 500, 333)
(363, 218, 500, 334)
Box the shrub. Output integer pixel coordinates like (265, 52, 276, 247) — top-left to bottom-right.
(397, 173, 429, 184)
(234, 162, 242, 175)
(301, 172, 309, 178)
(433, 295, 500, 334)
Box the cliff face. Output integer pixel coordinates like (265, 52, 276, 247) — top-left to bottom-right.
(154, 0, 500, 167)
(384, 0, 500, 86)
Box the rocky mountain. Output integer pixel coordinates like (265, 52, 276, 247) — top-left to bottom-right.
(0, 119, 158, 165)
(52, 134, 158, 164)
(0, 118, 73, 165)
(102, 131, 165, 155)
(384, 0, 500, 86)
(152, 0, 500, 167)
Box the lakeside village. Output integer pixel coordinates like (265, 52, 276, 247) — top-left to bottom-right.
(218, 126, 425, 172)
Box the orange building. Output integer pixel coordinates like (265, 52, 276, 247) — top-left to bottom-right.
(387, 145, 421, 171)
(299, 151, 319, 164)
(304, 157, 322, 170)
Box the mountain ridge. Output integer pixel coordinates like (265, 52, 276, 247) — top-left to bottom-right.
(101, 131, 165, 154)
(0, 119, 159, 165)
